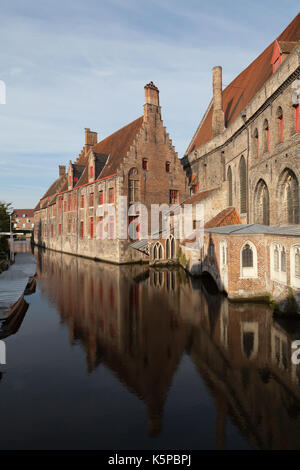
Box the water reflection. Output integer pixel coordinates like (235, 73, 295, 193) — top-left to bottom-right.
(35, 248, 300, 449)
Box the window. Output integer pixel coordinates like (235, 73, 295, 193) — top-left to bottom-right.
(128, 168, 139, 204)
(22, 223, 25, 228)
(227, 166, 233, 206)
(239, 156, 247, 213)
(80, 194, 84, 209)
(166, 162, 170, 173)
(129, 215, 139, 240)
(89, 166, 94, 179)
(108, 216, 114, 240)
(80, 221, 84, 239)
(27, 218, 30, 223)
(254, 179, 269, 225)
(278, 168, 299, 224)
(240, 242, 258, 278)
(192, 184, 197, 194)
(59, 224, 62, 235)
(108, 188, 114, 204)
(68, 194, 72, 211)
(64, 200, 66, 212)
(90, 192, 94, 207)
(68, 218, 71, 234)
(169, 190, 179, 204)
(98, 190, 103, 205)
(73, 193, 77, 209)
(142, 159, 148, 170)
(90, 217, 94, 239)
(242, 244, 253, 268)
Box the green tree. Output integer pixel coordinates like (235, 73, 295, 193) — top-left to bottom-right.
(0, 201, 13, 232)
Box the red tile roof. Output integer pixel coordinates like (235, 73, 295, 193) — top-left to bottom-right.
(12, 209, 34, 218)
(204, 207, 242, 228)
(186, 13, 300, 154)
(92, 116, 144, 178)
(184, 188, 216, 204)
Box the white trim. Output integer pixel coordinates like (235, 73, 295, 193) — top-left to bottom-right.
(240, 240, 258, 279)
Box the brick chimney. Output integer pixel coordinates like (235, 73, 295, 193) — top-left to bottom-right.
(144, 81, 160, 121)
(212, 66, 225, 137)
(59, 165, 66, 177)
(85, 128, 98, 151)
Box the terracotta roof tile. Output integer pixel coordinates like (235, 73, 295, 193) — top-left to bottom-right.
(204, 207, 242, 228)
(93, 116, 143, 178)
(12, 209, 34, 217)
(186, 13, 300, 153)
(184, 188, 216, 205)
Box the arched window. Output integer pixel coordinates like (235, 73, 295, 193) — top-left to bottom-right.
(239, 156, 247, 213)
(240, 241, 257, 278)
(128, 168, 139, 204)
(242, 244, 253, 268)
(270, 243, 287, 283)
(153, 242, 164, 261)
(277, 168, 299, 224)
(227, 166, 233, 206)
(263, 119, 269, 152)
(254, 179, 269, 225)
(253, 128, 259, 157)
(277, 106, 283, 143)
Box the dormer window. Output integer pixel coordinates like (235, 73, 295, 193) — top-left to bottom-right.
(271, 40, 297, 74)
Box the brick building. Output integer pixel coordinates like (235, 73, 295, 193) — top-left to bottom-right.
(182, 13, 300, 226)
(11, 209, 34, 231)
(34, 82, 188, 263)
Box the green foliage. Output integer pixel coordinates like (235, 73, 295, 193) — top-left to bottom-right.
(178, 247, 187, 268)
(0, 201, 13, 232)
(0, 236, 8, 256)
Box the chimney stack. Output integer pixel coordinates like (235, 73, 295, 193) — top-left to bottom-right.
(212, 66, 225, 137)
(144, 82, 160, 121)
(59, 165, 66, 177)
(85, 128, 98, 149)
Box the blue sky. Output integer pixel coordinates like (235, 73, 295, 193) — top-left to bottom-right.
(0, 0, 299, 208)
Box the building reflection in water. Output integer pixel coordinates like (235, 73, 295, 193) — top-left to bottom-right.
(35, 247, 300, 449)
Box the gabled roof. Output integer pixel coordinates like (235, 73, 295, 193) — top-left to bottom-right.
(204, 207, 242, 228)
(12, 209, 34, 218)
(186, 13, 300, 154)
(92, 116, 143, 178)
(40, 174, 67, 201)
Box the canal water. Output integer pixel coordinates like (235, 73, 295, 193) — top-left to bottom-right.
(1, 245, 300, 450)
